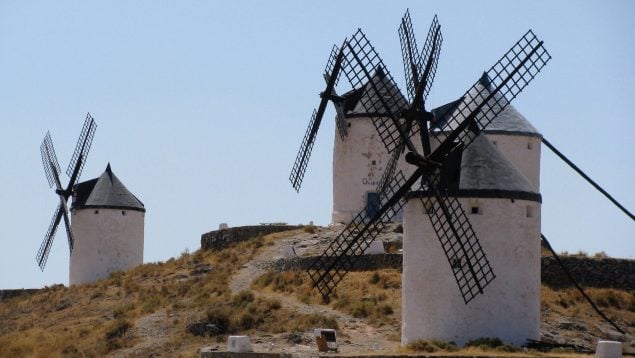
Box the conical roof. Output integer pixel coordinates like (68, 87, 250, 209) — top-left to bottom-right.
(459, 135, 538, 198)
(343, 68, 408, 118)
(409, 134, 541, 202)
(72, 164, 145, 212)
(431, 73, 541, 137)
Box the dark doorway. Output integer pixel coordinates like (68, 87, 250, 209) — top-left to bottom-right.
(366, 192, 380, 219)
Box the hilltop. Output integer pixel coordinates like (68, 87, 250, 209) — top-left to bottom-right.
(0, 225, 633, 357)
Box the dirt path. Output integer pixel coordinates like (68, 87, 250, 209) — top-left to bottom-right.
(228, 228, 400, 354)
(110, 309, 169, 358)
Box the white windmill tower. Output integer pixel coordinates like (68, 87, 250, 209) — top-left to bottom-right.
(69, 163, 145, 285)
(331, 69, 408, 224)
(37, 114, 145, 285)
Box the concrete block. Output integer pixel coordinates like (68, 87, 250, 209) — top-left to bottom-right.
(228, 335, 253, 353)
(364, 240, 384, 255)
(596, 341, 622, 358)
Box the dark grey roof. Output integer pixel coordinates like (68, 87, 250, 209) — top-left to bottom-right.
(343, 69, 408, 118)
(431, 73, 541, 137)
(409, 134, 541, 202)
(460, 135, 537, 194)
(72, 164, 145, 212)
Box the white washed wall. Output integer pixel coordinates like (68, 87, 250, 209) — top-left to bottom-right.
(401, 196, 541, 346)
(69, 208, 144, 285)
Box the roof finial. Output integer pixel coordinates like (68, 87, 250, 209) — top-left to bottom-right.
(105, 162, 113, 179)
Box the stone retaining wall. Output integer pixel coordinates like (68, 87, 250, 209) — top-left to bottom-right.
(201, 225, 303, 251)
(0, 289, 39, 301)
(541, 256, 634, 290)
(268, 254, 633, 290)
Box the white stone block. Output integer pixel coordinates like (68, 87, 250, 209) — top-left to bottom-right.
(219, 223, 228, 230)
(228, 335, 252, 353)
(596, 341, 622, 358)
(313, 328, 337, 351)
(364, 240, 384, 255)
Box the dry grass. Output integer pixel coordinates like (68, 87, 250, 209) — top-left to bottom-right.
(252, 269, 402, 327)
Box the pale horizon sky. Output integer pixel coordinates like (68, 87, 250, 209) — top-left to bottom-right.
(1, 1, 633, 289)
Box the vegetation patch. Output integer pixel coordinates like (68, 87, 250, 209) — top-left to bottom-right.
(252, 269, 401, 327)
(407, 339, 458, 352)
(465, 337, 519, 352)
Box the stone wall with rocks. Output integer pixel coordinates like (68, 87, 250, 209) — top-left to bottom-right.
(268, 254, 633, 290)
(201, 225, 303, 251)
(541, 256, 634, 290)
(0, 289, 39, 301)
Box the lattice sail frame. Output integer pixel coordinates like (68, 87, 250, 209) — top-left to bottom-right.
(67, 113, 97, 181)
(429, 30, 550, 153)
(289, 109, 319, 192)
(41, 132, 61, 188)
(375, 13, 443, 195)
(36, 204, 62, 269)
(324, 45, 349, 140)
(341, 29, 409, 155)
(399, 11, 441, 105)
(419, 172, 496, 303)
(289, 44, 347, 192)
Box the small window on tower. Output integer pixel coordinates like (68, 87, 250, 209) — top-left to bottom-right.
(122, 211, 126, 216)
(492, 140, 497, 146)
(470, 206, 479, 215)
(527, 141, 533, 150)
(347, 122, 351, 128)
(371, 160, 376, 165)
(94, 210, 99, 214)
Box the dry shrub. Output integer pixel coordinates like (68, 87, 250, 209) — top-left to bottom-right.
(231, 290, 255, 308)
(253, 271, 308, 295)
(465, 337, 518, 352)
(102, 319, 133, 352)
(205, 307, 231, 333)
(290, 313, 339, 331)
(407, 339, 457, 352)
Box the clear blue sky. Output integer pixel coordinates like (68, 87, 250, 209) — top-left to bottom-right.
(1, 1, 633, 289)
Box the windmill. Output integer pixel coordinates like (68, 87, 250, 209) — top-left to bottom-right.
(37, 114, 97, 270)
(306, 10, 550, 312)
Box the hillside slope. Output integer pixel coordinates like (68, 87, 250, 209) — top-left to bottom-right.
(1, 226, 633, 357)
